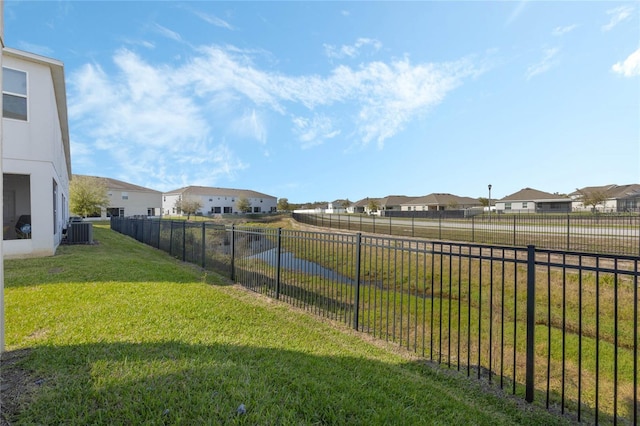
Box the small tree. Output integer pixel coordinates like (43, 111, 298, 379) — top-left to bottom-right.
(478, 197, 489, 208)
(70, 175, 109, 218)
(576, 189, 608, 213)
(237, 197, 252, 213)
(341, 199, 352, 210)
(367, 199, 379, 214)
(175, 195, 202, 220)
(277, 198, 290, 212)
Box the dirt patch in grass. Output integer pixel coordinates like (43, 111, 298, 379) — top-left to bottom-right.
(0, 348, 40, 426)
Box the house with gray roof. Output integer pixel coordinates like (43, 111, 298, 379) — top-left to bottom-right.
(570, 184, 640, 212)
(163, 186, 277, 216)
(377, 195, 417, 215)
(496, 188, 572, 214)
(401, 193, 480, 212)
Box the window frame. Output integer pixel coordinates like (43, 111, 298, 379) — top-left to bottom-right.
(3, 66, 28, 121)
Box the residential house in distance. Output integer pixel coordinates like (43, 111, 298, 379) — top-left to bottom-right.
(163, 186, 277, 216)
(570, 184, 640, 213)
(495, 188, 572, 214)
(401, 193, 481, 212)
(376, 195, 417, 216)
(348, 197, 381, 215)
(74, 175, 162, 218)
(326, 199, 350, 214)
(2, 47, 71, 259)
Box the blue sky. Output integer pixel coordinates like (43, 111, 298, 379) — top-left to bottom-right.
(5, 1, 639, 203)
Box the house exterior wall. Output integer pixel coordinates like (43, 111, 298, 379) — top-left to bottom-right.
(104, 189, 162, 217)
(2, 53, 70, 258)
(495, 201, 536, 213)
(571, 199, 617, 212)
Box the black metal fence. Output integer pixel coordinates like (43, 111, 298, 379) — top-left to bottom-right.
(111, 217, 639, 425)
(292, 212, 640, 257)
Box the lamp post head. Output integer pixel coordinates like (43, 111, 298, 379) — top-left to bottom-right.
(488, 184, 492, 191)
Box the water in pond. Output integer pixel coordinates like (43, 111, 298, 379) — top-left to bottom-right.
(248, 248, 353, 284)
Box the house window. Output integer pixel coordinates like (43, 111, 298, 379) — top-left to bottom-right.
(3, 67, 27, 121)
(122, 192, 128, 200)
(213, 207, 221, 214)
(224, 207, 232, 214)
(505, 203, 512, 210)
(3, 174, 32, 240)
(522, 202, 528, 209)
(253, 207, 261, 213)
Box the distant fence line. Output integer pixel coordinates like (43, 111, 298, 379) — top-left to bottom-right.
(111, 217, 639, 425)
(291, 212, 640, 257)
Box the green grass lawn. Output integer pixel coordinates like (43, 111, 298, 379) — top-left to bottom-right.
(1, 223, 574, 425)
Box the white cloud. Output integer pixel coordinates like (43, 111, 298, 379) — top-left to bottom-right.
(324, 38, 382, 59)
(612, 48, 640, 77)
(525, 47, 560, 80)
(506, 0, 528, 26)
(121, 37, 155, 49)
(181, 45, 478, 146)
(68, 49, 246, 191)
(69, 44, 480, 188)
(153, 23, 183, 42)
(193, 10, 235, 30)
(231, 109, 268, 144)
(292, 114, 340, 148)
(552, 24, 577, 36)
(602, 6, 634, 31)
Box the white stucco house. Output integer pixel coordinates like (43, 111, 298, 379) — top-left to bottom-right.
(2, 47, 71, 259)
(74, 175, 162, 218)
(163, 186, 277, 216)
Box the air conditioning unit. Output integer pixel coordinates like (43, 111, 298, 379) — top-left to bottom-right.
(68, 222, 94, 244)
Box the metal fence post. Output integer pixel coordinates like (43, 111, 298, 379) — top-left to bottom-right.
(513, 216, 517, 246)
(526, 244, 536, 403)
(170, 221, 174, 257)
(201, 222, 206, 269)
(567, 214, 570, 251)
(276, 228, 282, 299)
(412, 215, 415, 238)
(230, 225, 236, 281)
(472, 216, 475, 242)
(182, 221, 186, 262)
(353, 233, 362, 330)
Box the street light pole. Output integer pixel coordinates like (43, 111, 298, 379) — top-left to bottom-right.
(488, 184, 492, 221)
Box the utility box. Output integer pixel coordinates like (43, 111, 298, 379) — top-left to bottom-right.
(67, 221, 94, 244)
